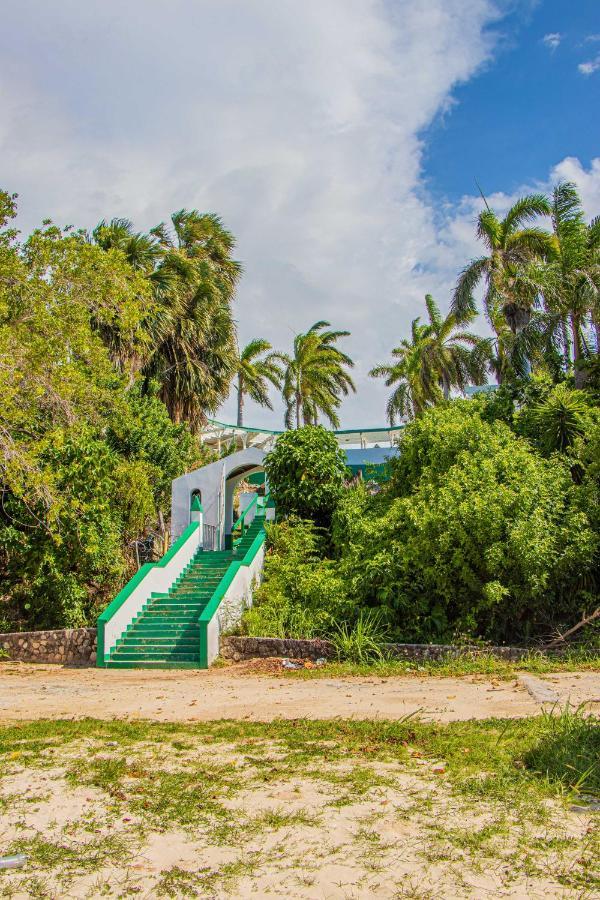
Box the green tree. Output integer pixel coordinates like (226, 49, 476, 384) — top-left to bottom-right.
(106, 384, 200, 511)
(370, 295, 490, 422)
(280, 322, 355, 428)
(452, 193, 553, 342)
(516, 383, 596, 456)
(540, 182, 600, 386)
(0, 191, 201, 629)
(341, 403, 598, 643)
(235, 339, 284, 426)
(264, 426, 349, 527)
(95, 210, 241, 430)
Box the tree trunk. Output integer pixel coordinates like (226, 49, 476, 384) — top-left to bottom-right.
(571, 313, 585, 389)
(295, 390, 301, 429)
(236, 375, 244, 426)
(561, 318, 572, 371)
(441, 376, 450, 400)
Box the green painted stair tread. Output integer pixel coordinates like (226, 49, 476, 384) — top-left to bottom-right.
(105, 515, 267, 669)
(105, 661, 201, 670)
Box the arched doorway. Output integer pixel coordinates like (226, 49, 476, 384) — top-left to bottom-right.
(223, 462, 266, 547)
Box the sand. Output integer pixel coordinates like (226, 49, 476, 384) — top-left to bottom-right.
(1, 662, 599, 723)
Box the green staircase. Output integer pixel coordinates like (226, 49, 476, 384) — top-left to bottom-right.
(104, 514, 265, 669)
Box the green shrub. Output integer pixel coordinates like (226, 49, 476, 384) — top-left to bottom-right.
(329, 610, 388, 663)
(107, 385, 199, 513)
(340, 404, 598, 644)
(264, 426, 348, 527)
(241, 519, 354, 639)
(0, 429, 135, 628)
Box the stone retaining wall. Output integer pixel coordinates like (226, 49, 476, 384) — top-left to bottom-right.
(220, 635, 572, 663)
(220, 636, 335, 662)
(0, 627, 97, 665)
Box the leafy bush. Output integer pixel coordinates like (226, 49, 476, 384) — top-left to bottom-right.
(339, 404, 598, 644)
(241, 519, 354, 639)
(107, 385, 200, 513)
(514, 383, 598, 456)
(264, 426, 348, 527)
(0, 429, 141, 628)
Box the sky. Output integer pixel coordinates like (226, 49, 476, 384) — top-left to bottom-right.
(1, 0, 599, 429)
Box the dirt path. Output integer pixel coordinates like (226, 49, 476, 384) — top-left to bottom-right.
(1, 662, 599, 723)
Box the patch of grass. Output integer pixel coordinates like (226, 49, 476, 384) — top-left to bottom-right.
(155, 866, 212, 898)
(0, 715, 598, 896)
(0, 709, 598, 810)
(316, 764, 397, 806)
(279, 648, 600, 679)
(524, 704, 600, 795)
(71, 755, 243, 835)
(5, 832, 133, 874)
(246, 808, 320, 833)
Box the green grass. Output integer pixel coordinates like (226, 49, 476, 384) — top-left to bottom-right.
(276, 647, 600, 679)
(1, 708, 598, 801)
(0, 712, 598, 896)
(8, 833, 133, 873)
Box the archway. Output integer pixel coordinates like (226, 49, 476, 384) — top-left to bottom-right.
(223, 462, 266, 546)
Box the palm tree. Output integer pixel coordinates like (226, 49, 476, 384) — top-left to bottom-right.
(487, 307, 549, 385)
(90, 218, 163, 378)
(235, 339, 284, 426)
(93, 210, 241, 430)
(280, 322, 355, 428)
(452, 193, 553, 338)
(370, 295, 490, 422)
(530, 383, 591, 454)
(422, 295, 491, 399)
(540, 182, 600, 386)
(93, 218, 163, 272)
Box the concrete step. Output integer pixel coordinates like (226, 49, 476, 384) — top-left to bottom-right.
(105, 660, 200, 669)
(110, 650, 198, 662)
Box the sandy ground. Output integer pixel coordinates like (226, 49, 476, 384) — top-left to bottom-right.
(0, 726, 597, 898)
(1, 661, 599, 723)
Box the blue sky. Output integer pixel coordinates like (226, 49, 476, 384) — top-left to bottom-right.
(423, 0, 600, 201)
(1, 1, 599, 428)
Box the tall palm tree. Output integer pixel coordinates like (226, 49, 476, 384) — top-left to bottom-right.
(93, 218, 163, 272)
(235, 339, 284, 426)
(452, 193, 553, 338)
(93, 210, 241, 430)
(487, 307, 547, 385)
(280, 322, 355, 429)
(370, 295, 490, 422)
(540, 182, 600, 386)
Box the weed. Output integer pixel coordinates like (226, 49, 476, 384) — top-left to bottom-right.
(330, 609, 388, 663)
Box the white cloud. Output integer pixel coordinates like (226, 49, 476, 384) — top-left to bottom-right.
(550, 157, 600, 212)
(0, 0, 554, 429)
(542, 32, 561, 51)
(578, 56, 600, 75)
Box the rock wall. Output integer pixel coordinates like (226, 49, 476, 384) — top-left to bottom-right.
(220, 636, 335, 662)
(0, 627, 97, 665)
(220, 636, 563, 663)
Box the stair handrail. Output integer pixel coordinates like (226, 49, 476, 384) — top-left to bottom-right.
(231, 492, 259, 541)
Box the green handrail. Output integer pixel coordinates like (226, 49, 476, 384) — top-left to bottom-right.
(231, 492, 259, 540)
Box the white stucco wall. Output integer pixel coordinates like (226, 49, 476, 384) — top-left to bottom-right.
(171, 448, 267, 542)
(101, 525, 201, 660)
